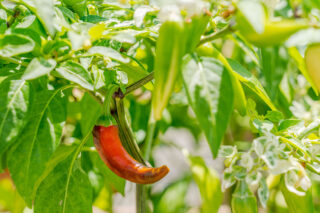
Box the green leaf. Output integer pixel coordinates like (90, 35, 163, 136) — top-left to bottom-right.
(90, 152, 125, 195)
(0, 79, 30, 157)
(182, 55, 234, 157)
(0, 34, 35, 57)
(91, 65, 105, 90)
(55, 61, 94, 91)
(13, 15, 46, 39)
(154, 180, 190, 213)
(227, 58, 276, 110)
(22, 58, 56, 80)
(8, 85, 69, 206)
(186, 154, 222, 213)
(62, 0, 86, 17)
(257, 178, 269, 208)
(184, 12, 210, 54)
(21, 0, 56, 37)
(79, 93, 102, 135)
(236, 0, 265, 34)
(214, 49, 247, 116)
(281, 178, 314, 213)
(289, 47, 318, 95)
(88, 46, 130, 63)
(34, 134, 93, 213)
(80, 15, 107, 23)
(260, 47, 287, 100)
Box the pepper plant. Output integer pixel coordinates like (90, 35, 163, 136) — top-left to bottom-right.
(1, 0, 320, 212)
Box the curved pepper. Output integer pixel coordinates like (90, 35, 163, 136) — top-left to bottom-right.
(93, 125, 169, 184)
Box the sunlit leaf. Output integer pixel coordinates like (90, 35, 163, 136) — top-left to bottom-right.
(182, 55, 234, 157)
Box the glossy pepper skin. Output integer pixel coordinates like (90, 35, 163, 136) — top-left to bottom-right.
(93, 125, 169, 184)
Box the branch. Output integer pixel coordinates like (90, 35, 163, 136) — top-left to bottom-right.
(198, 24, 235, 47)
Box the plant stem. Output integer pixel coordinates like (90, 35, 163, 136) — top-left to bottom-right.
(198, 24, 234, 47)
(0, 56, 28, 67)
(112, 97, 148, 213)
(136, 184, 146, 213)
(143, 118, 156, 161)
(125, 72, 154, 96)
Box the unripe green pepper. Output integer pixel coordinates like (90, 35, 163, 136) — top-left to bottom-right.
(236, 0, 309, 47)
(231, 180, 258, 213)
(241, 20, 309, 47)
(152, 18, 186, 120)
(62, 0, 86, 17)
(305, 44, 320, 93)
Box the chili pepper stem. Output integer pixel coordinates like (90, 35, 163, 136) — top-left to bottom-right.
(136, 184, 147, 213)
(113, 97, 148, 213)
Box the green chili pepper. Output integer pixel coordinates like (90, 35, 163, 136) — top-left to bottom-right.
(231, 180, 258, 213)
(236, 0, 309, 47)
(152, 18, 186, 120)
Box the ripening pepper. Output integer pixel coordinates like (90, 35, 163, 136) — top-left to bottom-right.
(93, 125, 169, 184)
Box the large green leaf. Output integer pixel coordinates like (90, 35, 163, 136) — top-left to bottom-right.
(21, 0, 56, 37)
(260, 47, 287, 100)
(88, 46, 130, 63)
(8, 84, 69, 206)
(182, 55, 234, 157)
(79, 93, 102, 135)
(0, 79, 30, 157)
(227, 58, 276, 110)
(55, 61, 94, 91)
(186, 154, 222, 213)
(34, 132, 93, 213)
(22, 57, 57, 80)
(0, 34, 35, 57)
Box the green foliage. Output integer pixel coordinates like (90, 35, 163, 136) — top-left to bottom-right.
(0, 0, 320, 212)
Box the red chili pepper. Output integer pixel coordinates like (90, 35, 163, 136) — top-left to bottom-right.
(93, 125, 169, 184)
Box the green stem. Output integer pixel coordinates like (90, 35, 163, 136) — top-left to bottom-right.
(198, 24, 234, 47)
(0, 56, 28, 67)
(136, 184, 146, 213)
(125, 72, 154, 96)
(112, 97, 147, 213)
(143, 119, 156, 162)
